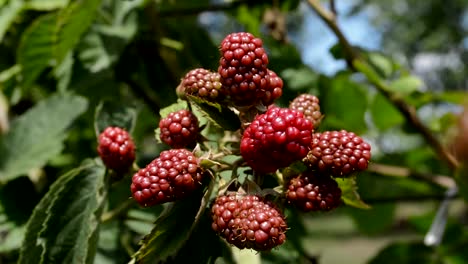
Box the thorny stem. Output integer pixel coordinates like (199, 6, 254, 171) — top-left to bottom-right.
(306, 0, 459, 171)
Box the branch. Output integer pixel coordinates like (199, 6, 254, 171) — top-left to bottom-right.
(368, 163, 456, 189)
(306, 0, 459, 171)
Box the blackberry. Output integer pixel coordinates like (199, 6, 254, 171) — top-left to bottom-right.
(218, 32, 271, 106)
(306, 130, 371, 177)
(159, 109, 199, 148)
(286, 172, 341, 212)
(97, 126, 135, 173)
(261, 70, 283, 106)
(289, 94, 322, 127)
(240, 106, 313, 173)
(211, 193, 287, 251)
(182, 68, 223, 102)
(131, 149, 203, 207)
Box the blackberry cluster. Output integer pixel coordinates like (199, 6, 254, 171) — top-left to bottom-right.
(159, 109, 199, 148)
(97, 126, 135, 173)
(218, 32, 281, 106)
(211, 193, 287, 251)
(181, 68, 223, 102)
(241, 106, 313, 173)
(286, 171, 342, 212)
(289, 94, 322, 128)
(131, 149, 204, 207)
(306, 130, 371, 177)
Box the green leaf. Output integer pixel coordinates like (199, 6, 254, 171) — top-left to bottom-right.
(389, 76, 423, 95)
(132, 194, 203, 264)
(348, 203, 395, 235)
(336, 176, 370, 209)
(159, 99, 188, 118)
(187, 95, 241, 131)
(0, 93, 88, 182)
(0, 0, 23, 42)
(0, 223, 26, 252)
(94, 100, 137, 136)
(321, 75, 367, 133)
(18, 160, 107, 264)
(17, 0, 101, 89)
(24, 0, 69, 10)
(367, 52, 394, 78)
(370, 93, 405, 130)
(280, 67, 318, 92)
(368, 242, 436, 264)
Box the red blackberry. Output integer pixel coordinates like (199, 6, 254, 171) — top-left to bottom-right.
(306, 130, 371, 177)
(131, 149, 204, 207)
(261, 70, 283, 106)
(240, 106, 313, 173)
(218, 32, 271, 106)
(97, 126, 135, 173)
(159, 109, 199, 148)
(182, 68, 223, 101)
(211, 193, 287, 251)
(286, 171, 341, 212)
(289, 94, 322, 127)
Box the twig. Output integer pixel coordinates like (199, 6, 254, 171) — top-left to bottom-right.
(306, 0, 459, 171)
(368, 163, 456, 189)
(330, 0, 337, 16)
(101, 199, 136, 223)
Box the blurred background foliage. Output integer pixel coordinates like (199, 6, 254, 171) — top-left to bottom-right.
(0, 0, 467, 263)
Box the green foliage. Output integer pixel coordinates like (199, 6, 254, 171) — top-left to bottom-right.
(0, 93, 87, 182)
(17, 0, 101, 89)
(18, 159, 107, 264)
(94, 100, 137, 135)
(0, 1, 466, 263)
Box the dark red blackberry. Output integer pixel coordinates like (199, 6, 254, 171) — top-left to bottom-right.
(289, 94, 322, 127)
(218, 32, 271, 106)
(240, 106, 313, 173)
(286, 171, 341, 212)
(306, 130, 371, 177)
(211, 193, 287, 251)
(181, 68, 223, 101)
(131, 149, 204, 207)
(159, 109, 199, 148)
(261, 69, 283, 106)
(97, 126, 135, 173)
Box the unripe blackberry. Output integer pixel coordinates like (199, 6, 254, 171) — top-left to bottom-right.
(131, 149, 204, 207)
(218, 32, 270, 106)
(261, 70, 283, 106)
(306, 130, 371, 177)
(286, 172, 341, 212)
(211, 193, 287, 251)
(159, 109, 199, 148)
(97, 126, 135, 173)
(182, 68, 223, 101)
(289, 94, 322, 127)
(241, 106, 313, 173)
